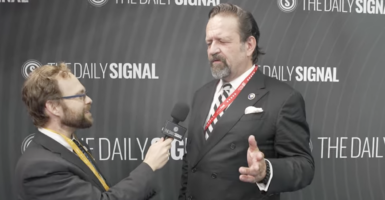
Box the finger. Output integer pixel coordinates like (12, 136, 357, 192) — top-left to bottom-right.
(256, 152, 264, 161)
(239, 175, 257, 183)
(239, 166, 259, 176)
(157, 137, 165, 143)
(163, 138, 173, 145)
(248, 135, 259, 152)
(165, 141, 172, 149)
(164, 145, 172, 151)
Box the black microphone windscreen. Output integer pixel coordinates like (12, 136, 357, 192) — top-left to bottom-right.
(171, 102, 190, 122)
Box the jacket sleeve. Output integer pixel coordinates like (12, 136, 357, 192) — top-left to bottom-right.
(265, 91, 315, 194)
(21, 162, 156, 200)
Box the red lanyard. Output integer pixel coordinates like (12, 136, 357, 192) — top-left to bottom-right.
(204, 66, 258, 131)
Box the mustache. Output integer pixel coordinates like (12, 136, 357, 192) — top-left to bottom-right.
(210, 54, 225, 63)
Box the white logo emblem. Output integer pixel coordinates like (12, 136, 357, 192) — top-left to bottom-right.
(22, 60, 42, 78)
(173, 127, 179, 132)
(88, 0, 109, 7)
(248, 93, 256, 100)
(21, 133, 35, 154)
(277, 0, 297, 13)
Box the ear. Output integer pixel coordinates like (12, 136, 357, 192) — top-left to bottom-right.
(245, 36, 257, 57)
(45, 100, 62, 117)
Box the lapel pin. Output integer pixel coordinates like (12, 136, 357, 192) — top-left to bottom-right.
(248, 93, 255, 100)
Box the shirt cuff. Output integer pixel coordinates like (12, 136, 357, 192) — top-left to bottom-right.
(256, 159, 273, 191)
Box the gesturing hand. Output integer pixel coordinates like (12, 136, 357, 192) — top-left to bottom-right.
(239, 135, 266, 183)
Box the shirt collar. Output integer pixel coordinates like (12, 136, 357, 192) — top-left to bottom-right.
(38, 127, 73, 152)
(217, 64, 256, 91)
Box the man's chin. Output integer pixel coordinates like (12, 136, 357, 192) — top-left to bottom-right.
(78, 116, 94, 129)
(78, 122, 93, 129)
(85, 117, 93, 127)
(211, 68, 230, 80)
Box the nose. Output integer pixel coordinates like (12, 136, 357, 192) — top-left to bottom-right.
(85, 95, 92, 104)
(208, 41, 220, 55)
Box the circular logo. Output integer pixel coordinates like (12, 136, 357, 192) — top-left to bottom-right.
(277, 0, 297, 13)
(21, 60, 42, 79)
(173, 127, 179, 132)
(21, 133, 35, 154)
(88, 0, 109, 7)
(248, 93, 256, 100)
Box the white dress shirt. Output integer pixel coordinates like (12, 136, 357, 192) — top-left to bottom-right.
(38, 127, 73, 152)
(205, 65, 273, 191)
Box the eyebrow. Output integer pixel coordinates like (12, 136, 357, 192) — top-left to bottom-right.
(76, 89, 86, 95)
(206, 36, 232, 42)
(219, 36, 232, 41)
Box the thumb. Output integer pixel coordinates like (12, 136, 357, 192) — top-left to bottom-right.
(157, 137, 165, 143)
(248, 135, 258, 151)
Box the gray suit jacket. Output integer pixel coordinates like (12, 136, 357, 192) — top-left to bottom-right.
(15, 131, 156, 200)
(179, 70, 315, 200)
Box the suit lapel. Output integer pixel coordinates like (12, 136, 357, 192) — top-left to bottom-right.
(193, 70, 269, 166)
(33, 132, 106, 191)
(194, 80, 219, 150)
(78, 139, 112, 187)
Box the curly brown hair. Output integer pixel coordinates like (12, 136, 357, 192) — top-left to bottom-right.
(22, 63, 71, 127)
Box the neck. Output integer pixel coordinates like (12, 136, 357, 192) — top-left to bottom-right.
(223, 63, 253, 82)
(43, 123, 75, 139)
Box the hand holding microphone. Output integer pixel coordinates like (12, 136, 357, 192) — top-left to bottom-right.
(143, 102, 190, 171)
(144, 137, 173, 171)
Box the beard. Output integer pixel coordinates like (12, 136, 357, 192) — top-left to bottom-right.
(61, 103, 93, 129)
(209, 54, 231, 80)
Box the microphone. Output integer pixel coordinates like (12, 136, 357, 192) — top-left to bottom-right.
(161, 102, 190, 141)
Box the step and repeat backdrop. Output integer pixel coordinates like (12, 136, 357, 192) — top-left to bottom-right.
(1, 0, 385, 200)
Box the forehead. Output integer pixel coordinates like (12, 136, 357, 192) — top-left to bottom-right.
(56, 73, 85, 95)
(206, 14, 240, 39)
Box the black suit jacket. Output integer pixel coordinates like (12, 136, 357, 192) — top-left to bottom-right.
(15, 131, 156, 200)
(179, 70, 315, 200)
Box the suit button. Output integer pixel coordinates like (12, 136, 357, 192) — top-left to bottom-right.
(230, 143, 236, 149)
(191, 168, 197, 173)
(188, 195, 193, 200)
(211, 173, 217, 179)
